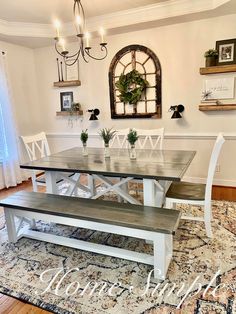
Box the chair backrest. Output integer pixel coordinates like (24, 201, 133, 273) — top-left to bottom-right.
(21, 132, 50, 161)
(205, 133, 225, 203)
(135, 128, 164, 150)
(110, 128, 130, 148)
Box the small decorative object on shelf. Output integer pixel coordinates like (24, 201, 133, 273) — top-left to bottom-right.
(204, 49, 218, 67)
(60, 61, 64, 81)
(69, 102, 81, 115)
(99, 128, 117, 158)
(216, 38, 236, 65)
(56, 58, 61, 82)
(127, 129, 138, 160)
(202, 90, 213, 101)
(80, 129, 88, 156)
(88, 108, 100, 120)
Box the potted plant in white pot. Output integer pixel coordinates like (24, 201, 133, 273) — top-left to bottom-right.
(99, 128, 117, 158)
(80, 129, 88, 156)
(127, 129, 138, 160)
(204, 49, 218, 67)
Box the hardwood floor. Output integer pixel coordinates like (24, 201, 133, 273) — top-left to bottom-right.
(0, 180, 235, 313)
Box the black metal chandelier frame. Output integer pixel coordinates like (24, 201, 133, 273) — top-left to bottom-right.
(54, 0, 108, 65)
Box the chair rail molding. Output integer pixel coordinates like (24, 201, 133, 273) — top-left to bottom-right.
(46, 132, 236, 140)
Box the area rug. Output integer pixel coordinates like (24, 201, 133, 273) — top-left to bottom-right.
(0, 195, 235, 313)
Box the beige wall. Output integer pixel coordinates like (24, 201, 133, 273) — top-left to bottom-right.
(32, 13, 236, 186)
(0, 40, 40, 135)
(2, 13, 236, 186)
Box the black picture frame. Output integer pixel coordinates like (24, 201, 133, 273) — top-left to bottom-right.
(216, 38, 236, 65)
(60, 92, 74, 111)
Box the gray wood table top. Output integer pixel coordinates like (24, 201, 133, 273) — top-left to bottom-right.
(20, 147, 196, 181)
(0, 191, 181, 234)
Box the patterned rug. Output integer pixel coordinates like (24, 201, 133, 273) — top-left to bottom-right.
(0, 191, 235, 313)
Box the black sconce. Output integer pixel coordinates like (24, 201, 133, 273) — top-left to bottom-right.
(169, 104, 185, 119)
(88, 108, 100, 120)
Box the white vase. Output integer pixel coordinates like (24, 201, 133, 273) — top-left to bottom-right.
(82, 143, 88, 156)
(130, 144, 136, 160)
(104, 144, 110, 158)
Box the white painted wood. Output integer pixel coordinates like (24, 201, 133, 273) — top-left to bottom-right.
(143, 179, 158, 206)
(92, 175, 141, 205)
(5, 207, 175, 280)
(165, 133, 225, 238)
(4, 209, 17, 243)
(45, 171, 58, 194)
(20, 230, 155, 266)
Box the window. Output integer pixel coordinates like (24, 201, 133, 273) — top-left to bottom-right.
(0, 102, 7, 160)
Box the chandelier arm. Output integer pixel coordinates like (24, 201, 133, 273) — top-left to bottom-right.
(84, 45, 108, 61)
(81, 48, 89, 63)
(55, 41, 81, 59)
(64, 50, 81, 66)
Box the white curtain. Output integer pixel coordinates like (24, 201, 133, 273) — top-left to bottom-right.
(0, 51, 23, 189)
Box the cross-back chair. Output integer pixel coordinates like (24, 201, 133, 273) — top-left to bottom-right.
(165, 133, 225, 238)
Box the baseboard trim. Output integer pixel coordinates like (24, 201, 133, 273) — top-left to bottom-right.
(46, 132, 236, 140)
(183, 176, 236, 187)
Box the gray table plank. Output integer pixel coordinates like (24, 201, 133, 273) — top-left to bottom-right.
(0, 191, 181, 234)
(20, 147, 196, 181)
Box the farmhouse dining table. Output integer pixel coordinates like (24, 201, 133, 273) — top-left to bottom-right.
(20, 147, 196, 207)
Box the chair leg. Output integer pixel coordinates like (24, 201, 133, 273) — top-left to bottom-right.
(165, 198, 173, 209)
(204, 204, 213, 238)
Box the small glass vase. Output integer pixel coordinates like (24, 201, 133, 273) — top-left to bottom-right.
(130, 144, 136, 160)
(104, 143, 110, 158)
(82, 143, 88, 156)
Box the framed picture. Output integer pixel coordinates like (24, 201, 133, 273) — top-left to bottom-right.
(60, 92, 73, 111)
(204, 77, 235, 99)
(216, 38, 236, 65)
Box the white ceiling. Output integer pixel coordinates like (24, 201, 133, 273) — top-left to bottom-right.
(0, 0, 168, 23)
(0, 0, 235, 48)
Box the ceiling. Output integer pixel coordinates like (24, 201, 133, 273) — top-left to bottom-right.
(0, 0, 235, 48)
(0, 0, 168, 23)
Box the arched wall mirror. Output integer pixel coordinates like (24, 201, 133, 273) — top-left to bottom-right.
(109, 44, 162, 119)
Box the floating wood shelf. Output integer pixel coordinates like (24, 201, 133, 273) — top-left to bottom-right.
(200, 64, 236, 75)
(53, 80, 81, 87)
(199, 104, 236, 111)
(56, 110, 83, 116)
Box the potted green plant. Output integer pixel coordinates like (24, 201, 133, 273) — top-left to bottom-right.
(127, 129, 138, 160)
(204, 49, 218, 67)
(98, 128, 117, 158)
(80, 129, 88, 156)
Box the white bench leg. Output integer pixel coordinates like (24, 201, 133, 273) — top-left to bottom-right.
(4, 209, 17, 243)
(153, 234, 172, 280)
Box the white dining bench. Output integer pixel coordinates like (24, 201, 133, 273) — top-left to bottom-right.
(0, 191, 181, 280)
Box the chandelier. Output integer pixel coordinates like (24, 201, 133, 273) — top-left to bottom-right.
(53, 0, 108, 65)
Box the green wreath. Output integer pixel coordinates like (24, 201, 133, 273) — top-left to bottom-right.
(115, 69, 149, 105)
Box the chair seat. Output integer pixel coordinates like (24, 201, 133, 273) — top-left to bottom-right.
(166, 181, 206, 201)
(36, 172, 75, 184)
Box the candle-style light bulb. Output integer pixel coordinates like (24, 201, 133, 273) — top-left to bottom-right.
(59, 38, 66, 52)
(85, 32, 90, 48)
(99, 27, 105, 43)
(76, 15, 81, 25)
(54, 19, 61, 38)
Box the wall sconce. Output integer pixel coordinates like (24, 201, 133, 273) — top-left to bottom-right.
(169, 104, 185, 119)
(88, 108, 100, 120)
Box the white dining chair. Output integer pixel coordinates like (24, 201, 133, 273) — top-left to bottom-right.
(110, 128, 130, 148)
(165, 133, 225, 238)
(21, 132, 78, 193)
(135, 128, 164, 150)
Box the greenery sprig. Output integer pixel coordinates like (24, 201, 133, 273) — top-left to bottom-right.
(204, 49, 218, 58)
(127, 129, 138, 146)
(115, 69, 149, 105)
(99, 128, 117, 145)
(80, 129, 88, 144)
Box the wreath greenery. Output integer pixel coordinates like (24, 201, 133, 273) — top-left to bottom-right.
(115, 69, 149, 105)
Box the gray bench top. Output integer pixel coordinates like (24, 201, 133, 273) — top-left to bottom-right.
(0, 191, 181, 234)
